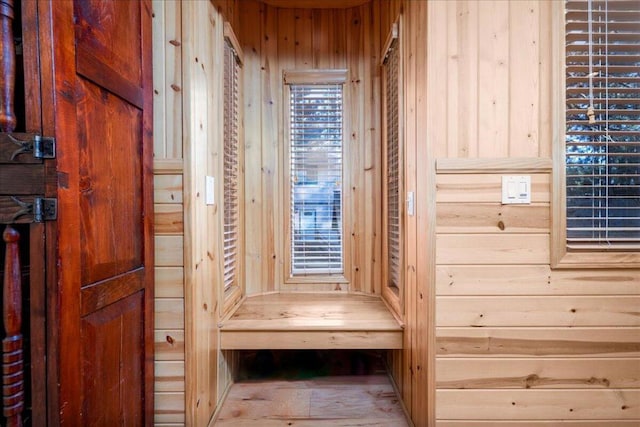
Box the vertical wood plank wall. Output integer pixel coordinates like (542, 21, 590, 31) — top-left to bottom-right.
(181, 1, 239, 425)
(233, 0, 383, 295)
(152, 1, 186, 424)
(153, 1, 238, 425)
(378, 1, 435, 424)
(376, 0, 406, 413)
(426, 1, 640, 425)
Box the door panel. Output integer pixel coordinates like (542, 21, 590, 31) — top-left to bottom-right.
(74, 0, 142, 91)
(82, 292, 144, 426)
(43, 0, 154, 424)
(77, 78, 143, 285)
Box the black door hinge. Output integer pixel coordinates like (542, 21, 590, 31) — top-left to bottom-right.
(33, 135, 56, 159)
(3, 133, 56, 160)
(10, 196, 57, 222)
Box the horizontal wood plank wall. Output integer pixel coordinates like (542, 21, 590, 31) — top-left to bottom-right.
(152, 1, 185, 424)
(237, 0, 382, 295)
(427, 1, 640, 425)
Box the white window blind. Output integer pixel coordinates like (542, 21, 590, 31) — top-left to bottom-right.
(223, 38, 240, 290)
(565, 0, 640, 249)
(384, 37, 401, 291)
(289, 84, 344, 275)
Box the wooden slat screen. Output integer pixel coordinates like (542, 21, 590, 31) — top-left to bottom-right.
(223, 38, 240, 290)
(288, 84, 344, 275)
(565, 0, 640, 249)
(384, 36, 401, 291)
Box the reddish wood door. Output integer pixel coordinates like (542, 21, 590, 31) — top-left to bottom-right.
(42, 0, 154, 424)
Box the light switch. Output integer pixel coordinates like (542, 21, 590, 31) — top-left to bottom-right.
(407, 191, 415, 216)
(502, 176, 531, 204)
(205, 176, 215, 205)
(519, 181, 528, 197)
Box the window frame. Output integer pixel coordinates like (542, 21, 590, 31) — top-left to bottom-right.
(221, 22, 244, 312)
(551, 0, 640, 269)
(282, 69, 351, 285)
(381, 21, 404, 316)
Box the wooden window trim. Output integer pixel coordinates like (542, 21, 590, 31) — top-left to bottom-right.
(381, 21, 404, 317)
(283, 69, 351, 285)
(551, 0, 640, 269)
(222, 22, 245, 314)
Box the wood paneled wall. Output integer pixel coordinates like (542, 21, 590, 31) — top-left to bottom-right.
(234, 0, 382, 295)
(152, 1, 185, 424)
(153, 1, 238, 425)
(151, 1, 639, 425)
(427, 0, 552, 159)
(425, 1, 640, 425)
(181, 1, 240, 425)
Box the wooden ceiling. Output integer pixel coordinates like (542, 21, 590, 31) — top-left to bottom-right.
(259, 0, 371, 9)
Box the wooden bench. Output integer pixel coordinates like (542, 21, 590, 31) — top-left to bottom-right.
(219, 293, 404, 350)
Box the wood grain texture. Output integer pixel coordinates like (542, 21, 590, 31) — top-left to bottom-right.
(155, 360, 185, 392)
(0, 0, 16, 133)
(2, 226, 24, 425)
(240, 0, 263, 295)
(437, 422, 640, 427)
(411, 1, 436, 424)
(436, 328, 640, 358)
(215, 376, 409, 425)
(436, 389, 640, 420)
(155, 298, 185, 330)
(238, 1, 381, 294)
(154, 204, 184, 234)
(259, 0, 370, 9)
(45, 1, 155, 424)
(154, 175, 183, 203)
(155, 267, 184, 298)
(437, 266, 640, 296)
(155, 329, 185, 361)
(81, 293, 144, 426)
(436, 158, 552, 174)
(181, 0, 229, 424)
(436, 296, 640, 327)
(426, 0, 548, 158)
(154, 235, 184, 267)
(436, 173, 550, 203)
(221, 330, 402, 350)
(220, 293, 402, 349)
(436, 234, 550, 265)
(436, 358, 640, 389)
(221, 293, 402, 331)
(437, 203, 549, 234)
(154, 392, 185, 424)
(152, 2, 185, 421)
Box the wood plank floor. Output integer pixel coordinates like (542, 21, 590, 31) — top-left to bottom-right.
(214, 375, 410, 426)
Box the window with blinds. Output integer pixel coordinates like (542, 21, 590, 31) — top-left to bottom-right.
(223, 37, 240, 290)
(288, 84, 344, 275)
(565, 0, 640, 249)
(383, 36, 401, 293)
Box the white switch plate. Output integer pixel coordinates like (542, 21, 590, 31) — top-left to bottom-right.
(205, 176, 215, 205)
(406, 191, 415, 216)
(502, 175, 531, 204)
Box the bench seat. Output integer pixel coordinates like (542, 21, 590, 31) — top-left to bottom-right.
(219, 293, 404, 350)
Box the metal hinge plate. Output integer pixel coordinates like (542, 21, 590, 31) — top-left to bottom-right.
(34, 197, 57, 222)
(9, 196, 57, 222)
(2, 133, 56, 160)
(33, 135, 56, 159)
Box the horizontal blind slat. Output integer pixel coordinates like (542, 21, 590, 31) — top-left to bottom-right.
(289, 83, 344, 274)
(565, 0, 640, 248)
